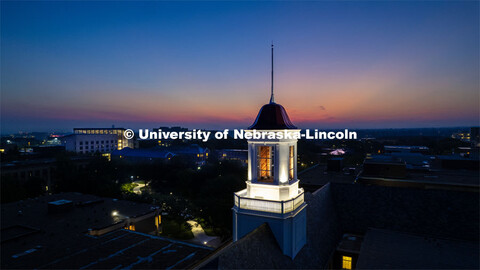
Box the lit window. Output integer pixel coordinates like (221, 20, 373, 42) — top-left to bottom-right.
(124, 224, 135, 231)
(289, 146, 294, 180)
(342, 256, 352, 269)
(155, 215, 161, 229)
(257, 146, 274, 181)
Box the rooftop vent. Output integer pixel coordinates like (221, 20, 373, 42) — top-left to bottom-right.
(48, 199, 73, 214)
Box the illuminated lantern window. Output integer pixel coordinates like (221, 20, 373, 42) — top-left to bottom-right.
(289, 146, 294, 180)
(257, 146, 274, 181)
(342, 256, 352, 269)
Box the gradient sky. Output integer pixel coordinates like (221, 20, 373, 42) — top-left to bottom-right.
(1, 1, 479, 133)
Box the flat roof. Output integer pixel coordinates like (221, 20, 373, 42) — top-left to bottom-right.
(1, 156, 92, 169)
(4, 229, 211, 269)
(336, 234, 364, 254)
(384, 145, 429, 150)
(1, 193, 212, 269)
(357, 228, 479, 269)
(359, 168, 480, 188)
(299, 164, 357, 191)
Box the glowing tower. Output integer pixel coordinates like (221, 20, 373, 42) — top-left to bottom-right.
(232, 45, 307, 258)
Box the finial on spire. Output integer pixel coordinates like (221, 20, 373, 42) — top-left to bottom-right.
(270, 43, 275, 104)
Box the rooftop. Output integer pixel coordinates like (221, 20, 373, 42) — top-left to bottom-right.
(207, 182, 479, 269)
(248, 102, 297, 130)
(298, 164, 357, 192)
(1, 192, 211, 269)
(359, 164, 479, 191)
(160, 144, 208, 155)
(1, 156, 92, 169)
(357, 228, 478, 269)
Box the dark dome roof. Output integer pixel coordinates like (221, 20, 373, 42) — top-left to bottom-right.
(248, 102, 297, 130)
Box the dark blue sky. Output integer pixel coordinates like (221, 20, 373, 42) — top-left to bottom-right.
(1, 1, 479, 133)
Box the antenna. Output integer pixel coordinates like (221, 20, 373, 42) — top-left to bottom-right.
(270, 43, 275, 104)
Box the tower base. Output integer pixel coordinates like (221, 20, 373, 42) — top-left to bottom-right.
(233, 203, 307, 259)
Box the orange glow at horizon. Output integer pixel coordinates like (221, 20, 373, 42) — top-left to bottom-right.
(2, 58, 478, 128)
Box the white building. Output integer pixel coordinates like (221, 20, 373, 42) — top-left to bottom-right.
(62, 134, 118, 154)
(232, 45, 307, 258)
(73, 128, 135, 150)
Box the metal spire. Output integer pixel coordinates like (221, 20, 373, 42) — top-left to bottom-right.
(270, 43, 275, 104)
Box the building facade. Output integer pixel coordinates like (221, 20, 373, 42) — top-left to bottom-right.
(73, 128, 135, 150)
(63, 134, 118, 154)
(219, 149, 248, 165)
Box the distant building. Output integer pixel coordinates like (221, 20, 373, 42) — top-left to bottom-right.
(44, 135, 63, 146)
(372, 145, 433, 171)
(62, 133, 118, 154)
(363, 156, 407, 178)
(327, 157, 344, 172)
(297, 164, 358, 192)
(471, 127, 479, 147)
(73, 128, 135, 149)
(156, 126, 189, 146)
(162, 144, 209, 166)
(1, 192, 212, 269)
(358, 154, 479, 192)
(329, 149, 346, 156)
(384, 145, 429, 154)
(31, 145, 65, 156)
(111, 144, 209, 166)
(218, 149, 248, 165)
(451, 131, 471, 142)
(1, 157, 92, 192)
(436, 154, 480, 171)
(158, 126, 188, 133)
(111, 147, 175, 163)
